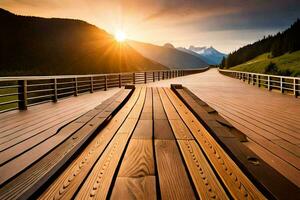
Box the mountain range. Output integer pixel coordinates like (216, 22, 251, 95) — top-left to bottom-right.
(128, 41, 208, 69)
(178, 46, 227, 65)
(0, 8, 166, 76)
(0, 8, 227, 76)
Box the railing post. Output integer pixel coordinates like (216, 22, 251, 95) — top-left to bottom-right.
(18, 80, 27, 110)
(248, 74, 250, 84)
(104, 75, 107, 91)
(53, 78, 58, 102)
(90, 76, 94, 93)
(158, 72, 160, 81)
(268, 76, 271, 91)
(257, 75, 260, 87)
(119, 74, 122, 88)
(294, 79, 299, 98)
(252, 74, 254, 85)
(74, 77, 78, 96)
(162, 71, 165, 80)
(133, 73, 135, 84)
(153, 72, 155, 82)
(144, 72, 147, 84)
(280, 77, 283, 93)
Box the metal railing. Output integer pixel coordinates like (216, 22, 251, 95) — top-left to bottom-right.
(219, 69, 300, 97)
(0, 68, 208, 112)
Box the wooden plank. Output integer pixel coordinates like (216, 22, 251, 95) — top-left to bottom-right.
(153, 87, 174, 140)
(177, 140, 229, 199)
(207, 102, 300, 167)
(159, 86, 228, 198)
(152, 88, 167, 120)
(0, 102, 93, 152)
(118, 139, 154, 177)
(219, 113, 300, 186)
(111, 176, 156, 200)
(204, 94, 300, 139)
(37, 88, 142, 200)
(157, 88, 180, 120)
(155, 139, 196, 199)
(131, 120, 153, 139)
(168, 119, 194, 140)
(0, 89, 134, 200)
(110, 88, 156, 199)
(165, 87, 266, 200)
(157, 87, 193, 140)
(74, 87, 146, 200)
(74, 134, 129, 200)
(154, 119, 174, 140)
(148, 68, 300, 189)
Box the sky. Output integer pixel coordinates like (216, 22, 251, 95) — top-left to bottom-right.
(1, 0, 300, 53)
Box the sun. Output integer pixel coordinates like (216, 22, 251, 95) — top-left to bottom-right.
(115, 31, 126, 42)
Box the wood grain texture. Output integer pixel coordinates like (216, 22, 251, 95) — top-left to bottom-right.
(111, 176, 156, 200)
(164, 88, 266, 200)
(131, 120, 153, 139)
(178, 140, 229, 200)
(154, 119, 174, 140)
(155, 139, 196, 200)
(75, 87, 147, 200)
(74, 134, 129, 200)
(0, 89, 132, 200)
(168, 119, 194, 140)
(147, 68, 300, 186)
(152, 88, 167, 120)
(175, 87, 300, 199)
(118, 139, 155, 177)
(157, 88, 180, 120)
(38, 88, 142, 200)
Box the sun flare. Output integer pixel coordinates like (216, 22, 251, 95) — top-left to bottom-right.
(115, 31, 126, 42)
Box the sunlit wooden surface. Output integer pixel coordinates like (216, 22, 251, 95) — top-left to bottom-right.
(148, 68, 300, 186)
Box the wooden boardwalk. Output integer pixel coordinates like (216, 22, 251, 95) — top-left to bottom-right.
(148, 68, 300, 187)
(0, 88, 120, 182)
(0, 69, 299, 199)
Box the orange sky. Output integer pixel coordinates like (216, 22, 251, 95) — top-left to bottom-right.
(1, 0, 299, 53)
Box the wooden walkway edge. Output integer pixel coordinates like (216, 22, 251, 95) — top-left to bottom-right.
(171, 84, 300, 199)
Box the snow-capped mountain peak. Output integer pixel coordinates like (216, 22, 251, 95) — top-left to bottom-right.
(185, 45, 227, 65)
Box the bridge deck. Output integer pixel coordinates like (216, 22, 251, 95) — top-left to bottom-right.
(0, 69, 299, 199)
(148, 68, 300, 187)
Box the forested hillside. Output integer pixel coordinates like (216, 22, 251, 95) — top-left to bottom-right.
(0, 9, 166, 76)
(221, 19, 300, 68)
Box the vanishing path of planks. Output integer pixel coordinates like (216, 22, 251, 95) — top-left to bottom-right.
(35, 86, 269, 200)
(147, 68, 300, 187)
(1, 85, 299, 199)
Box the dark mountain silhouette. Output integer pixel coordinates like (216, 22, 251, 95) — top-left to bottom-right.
(0, 8, 166, 76)
(128, 41, 208, 69)
(163, 43, 175, 48)
(222, 19, 300, 68)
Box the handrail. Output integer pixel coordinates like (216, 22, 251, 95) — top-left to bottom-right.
(218, 68, 300, 97)
(0, 68, 207, 81)
(0, 68, 208, 113)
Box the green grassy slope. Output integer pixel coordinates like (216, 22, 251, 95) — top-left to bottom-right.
(230, 51, 300, 76)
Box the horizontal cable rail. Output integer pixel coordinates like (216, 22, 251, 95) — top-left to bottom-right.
(219, 69, 300, 97)
(0, 68, 208, 113)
